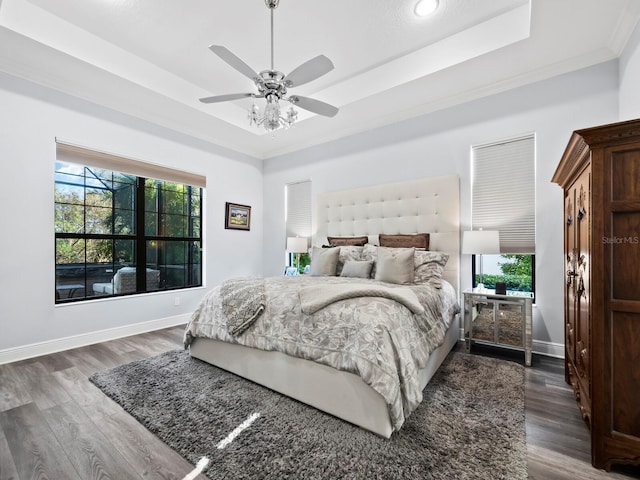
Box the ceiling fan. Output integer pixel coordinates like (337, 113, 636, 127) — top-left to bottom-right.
(199, 0, 339, 131)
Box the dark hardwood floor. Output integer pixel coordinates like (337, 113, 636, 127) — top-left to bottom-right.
(459, 343, 639, 480)
(0, 326, 638, 479)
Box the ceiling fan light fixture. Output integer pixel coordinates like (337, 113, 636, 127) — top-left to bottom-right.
(415, 0, 439, 17)
(248, 98, 298, 132)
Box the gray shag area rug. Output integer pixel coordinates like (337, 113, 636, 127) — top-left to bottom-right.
(90, 350, 527, 480)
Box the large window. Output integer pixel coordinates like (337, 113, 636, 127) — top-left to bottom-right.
(471, 135, 535, 295)
(55, 144, 203, 303)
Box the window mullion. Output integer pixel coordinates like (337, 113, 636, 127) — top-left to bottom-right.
(111, 172, 116, 277)
(187, 186, 193, 286)
(135, 177, 146, 292)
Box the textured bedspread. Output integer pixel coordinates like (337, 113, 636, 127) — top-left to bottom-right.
(184, 276, 459, 431)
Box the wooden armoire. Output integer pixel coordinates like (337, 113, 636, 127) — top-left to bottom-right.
(552, 119, 640, 471)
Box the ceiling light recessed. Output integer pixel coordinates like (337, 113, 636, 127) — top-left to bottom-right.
(415, 0, 439, 17)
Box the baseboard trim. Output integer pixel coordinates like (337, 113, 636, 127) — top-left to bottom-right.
(0, 314, 190, 365)
(1, 319, 564, 365)
(532, 339, 564, 359)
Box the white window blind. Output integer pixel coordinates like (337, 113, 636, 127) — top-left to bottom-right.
(56, 140, 206, 188)
(471, 135, 535, 253)
(285, 180, 312, 244)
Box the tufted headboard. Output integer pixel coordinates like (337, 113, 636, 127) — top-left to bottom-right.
(315, 175, 460, 293)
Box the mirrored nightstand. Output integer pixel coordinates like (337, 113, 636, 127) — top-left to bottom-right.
(463, 289, 533, 366)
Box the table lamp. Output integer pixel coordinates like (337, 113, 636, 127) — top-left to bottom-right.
(462, 230, 500, 291)
(286, 236, 308, 274)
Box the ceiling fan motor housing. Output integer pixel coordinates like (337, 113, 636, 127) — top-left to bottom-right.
(256, 70, 287, 99)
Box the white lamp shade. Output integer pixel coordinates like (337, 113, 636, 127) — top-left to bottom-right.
(286, 236, 308, 253)
(462, 230, 500, 254)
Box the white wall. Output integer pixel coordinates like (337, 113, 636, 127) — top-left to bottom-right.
(619, 20, 640, 120)
(263, 61, 619, 354)
(0, 72, 263, 355)
(0, 55, 628, 359)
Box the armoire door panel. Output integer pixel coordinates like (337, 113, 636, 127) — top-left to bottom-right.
(612, 212, 640, 301)
(565, 189, 577, 362)
(576, 169, 591, 382)
(610, 150, 640, 201)
(611, 311, 640, 438)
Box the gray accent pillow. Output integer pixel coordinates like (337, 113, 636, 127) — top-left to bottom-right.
(374, 247, 415, 285)
(340, 260, 374, 278)
(310, 246, 340, 276)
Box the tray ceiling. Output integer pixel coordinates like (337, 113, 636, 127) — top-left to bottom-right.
(0, 0, 638, 158)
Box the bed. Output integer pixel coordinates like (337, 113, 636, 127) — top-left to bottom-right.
(185, 175, 460, 438)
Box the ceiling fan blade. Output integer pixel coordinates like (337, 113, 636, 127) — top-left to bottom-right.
(209, 45, 259, 81)
(199, 93, 254, 104)
(284, 55, 334, 87)
(289, 95, 339, 117)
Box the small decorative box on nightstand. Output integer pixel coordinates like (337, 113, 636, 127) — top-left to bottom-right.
(463, 289, 533, 366)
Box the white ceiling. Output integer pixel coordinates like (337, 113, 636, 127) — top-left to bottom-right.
(0, 0, 638, 159)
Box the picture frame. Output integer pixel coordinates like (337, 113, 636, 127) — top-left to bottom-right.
(225, 202, 251, 231)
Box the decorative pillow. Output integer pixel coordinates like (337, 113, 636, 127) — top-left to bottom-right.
(112, 266, 136, 285)
(340, 260, 374, 278)
(379, 233, 430, 250)
(310, 246, 340, 276)
(116, 266, 136, 274)
(336, 245, 364, 275)
(414, 250, 449, 288)
(375, 247, 415, 285)
(362, 243, 378, 277)
(327, 235, 369, 246)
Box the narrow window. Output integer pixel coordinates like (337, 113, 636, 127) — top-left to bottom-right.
(471, 135, 536, 296)
(285, 180, 311, 274)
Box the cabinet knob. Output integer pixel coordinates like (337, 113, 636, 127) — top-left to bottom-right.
(577, 207, 587, 221)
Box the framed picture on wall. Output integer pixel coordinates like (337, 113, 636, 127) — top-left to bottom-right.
(225, 202, 251, 231)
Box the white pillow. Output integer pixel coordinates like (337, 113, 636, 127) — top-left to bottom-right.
(117, 266, 136, 273)
(340, 260, 374, 278)
(374, 247, 415, 285)
(310, 247, 340, 276)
